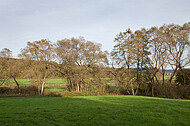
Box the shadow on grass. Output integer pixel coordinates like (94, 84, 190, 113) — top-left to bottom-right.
(0, 96, 189, 126)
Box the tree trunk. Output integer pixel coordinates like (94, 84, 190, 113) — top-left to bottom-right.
(80, 84, 83, 92)
(135, 89, 138, 96)
(13, 76, 19, 89)
(169, 67, 177, 84)
(151, 76, 154, 97)
(41, 69, 48, 95)
(145, 88, 149, 96)
(131, 82, 134, 96)
(76, 82, 79, 92)
(136, 58, 140, 85)
(162, 67, 165, 85)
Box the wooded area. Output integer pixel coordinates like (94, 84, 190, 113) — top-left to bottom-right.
(0, 22, 190, 99)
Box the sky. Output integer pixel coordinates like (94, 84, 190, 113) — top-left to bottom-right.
(0, 0, 190, 57)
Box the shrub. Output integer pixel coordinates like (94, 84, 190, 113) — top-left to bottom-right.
(19, 86, 39, 96)
(0, 86, 39, 97)
(43, 89, 62, 97)
(176, 69, 190, 85)
(0, 87, 12, 94)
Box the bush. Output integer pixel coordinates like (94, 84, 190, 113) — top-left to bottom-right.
(0, 87, 12, 94)
(19, 86, 39, 96)
(154, 81, 190, 99)
(43, 89, 62, 97)
(0, 86, 39, 97)
(176, 69, 190, 85)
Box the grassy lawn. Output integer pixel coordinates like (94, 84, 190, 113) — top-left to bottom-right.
(1, 78, 66, 85)
(0, 96, 189, 126)
(1, 79, 67, 90)
(157, 76, 176, 81)
(1, 79, 31, 85)
(46, 79, 66, 84)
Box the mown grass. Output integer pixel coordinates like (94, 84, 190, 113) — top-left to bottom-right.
(0, 96, 189, 126)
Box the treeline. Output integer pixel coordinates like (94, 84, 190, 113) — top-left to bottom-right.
(0, 22, 190, 99)
(111, 22, 190, 99)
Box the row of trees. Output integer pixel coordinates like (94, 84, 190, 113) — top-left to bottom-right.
(0, 37, 109, 95)
(111, 22, 190, 97)
(0, 22, 190, 98)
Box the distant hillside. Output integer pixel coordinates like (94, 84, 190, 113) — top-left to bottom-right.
(165, 70, 174, 73)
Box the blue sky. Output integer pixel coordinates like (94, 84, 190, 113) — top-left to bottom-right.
(0, 0, 190, 57)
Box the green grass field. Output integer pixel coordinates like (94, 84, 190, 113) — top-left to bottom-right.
(1, 78, 67, 88)
(1, 78, 114, 92)
(0, 96, 189, 126)
(1, 78, 66, 85)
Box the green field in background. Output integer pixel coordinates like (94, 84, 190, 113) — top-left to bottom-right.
(1, 78, 66, 85)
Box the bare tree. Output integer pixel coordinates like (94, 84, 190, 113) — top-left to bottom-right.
(112, 28, 134, 69)
(111, 28, 150, 95)
(55, 37, 108, 92)
(0, 48, 21, 89)
(19, 39, 54, 95)
(0, 48, 12, 86)
(142, 27, 169, 96)
(162, 24, 190, 84)
(0, 48, 12, 58)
